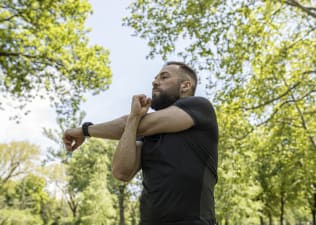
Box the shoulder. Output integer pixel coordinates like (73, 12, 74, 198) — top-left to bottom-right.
(174, 96, 217, 129)
(174, 96, 214, 111)
(176, 96, 211, 104)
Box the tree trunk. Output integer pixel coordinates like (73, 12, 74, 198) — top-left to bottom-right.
(260, 216, 265, 225)
(268, 213, 273, 225)
(131, 202, 137, 225)
(118, 185, 126, 225)
(224, 215, 229, 225)
(280, 191, 285, 225)
(312, 191, 316, 225)
(66, 191, 78, 218)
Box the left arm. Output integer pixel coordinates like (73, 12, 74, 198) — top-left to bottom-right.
(112, 95, 196, 182)
(137, 105, 194, 136)
(112, 95, 150, 182)
(112, 115, 142, 182)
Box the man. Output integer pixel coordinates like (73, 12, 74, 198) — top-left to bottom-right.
(63, 61, 218, 225)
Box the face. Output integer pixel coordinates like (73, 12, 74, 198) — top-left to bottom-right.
(151, 65, 182, 110)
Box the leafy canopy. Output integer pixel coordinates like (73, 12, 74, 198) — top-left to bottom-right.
(124, 0, 316, 223)
(0, 0, 112, 121)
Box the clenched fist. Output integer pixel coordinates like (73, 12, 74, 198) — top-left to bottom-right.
(62, 127, 85, 151)
(130, 95, 151, 118)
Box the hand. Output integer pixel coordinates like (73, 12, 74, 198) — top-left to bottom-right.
(130, 95, 151, 118)
(62, 127, 85, 151)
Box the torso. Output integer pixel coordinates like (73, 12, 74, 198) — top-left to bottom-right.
(139, 96, 218, 225)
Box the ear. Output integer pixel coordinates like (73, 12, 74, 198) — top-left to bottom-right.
(180, 80, 192, 94)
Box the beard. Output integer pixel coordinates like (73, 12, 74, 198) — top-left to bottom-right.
(151, 85, 181, 110)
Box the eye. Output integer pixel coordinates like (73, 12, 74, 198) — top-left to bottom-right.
(160, 74, 169, 79)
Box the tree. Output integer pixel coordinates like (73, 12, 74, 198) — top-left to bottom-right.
(255, 121, 310, 225)
(0, 141, 72, 224)
(124, 1, 316, 223)
(214, 103, 262, 225)
(0, 141, 41, 186)
(66, 138, 116, 224)
(0, 208, 43, 225)
(124, 0, 315, 147)
(0, 0, 112, 121)
(16, 174, 49, 215)
(103, 140, 142, 225)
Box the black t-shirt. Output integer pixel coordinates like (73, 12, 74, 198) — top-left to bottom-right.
(139, 96, 218, 225)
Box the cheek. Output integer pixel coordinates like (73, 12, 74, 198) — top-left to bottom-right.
(166, 85, 181, 95)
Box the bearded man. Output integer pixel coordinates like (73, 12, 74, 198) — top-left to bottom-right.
(63, 61, 219, 225)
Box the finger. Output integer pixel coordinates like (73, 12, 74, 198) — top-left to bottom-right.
(64, 142, 73, 151)
(146, 98, 152, 106)
(140, 96, 148, 105)
(72, 139, 84, 151)
(134, 94, 146, 101)
(137, 94, 146, 98)
(62, 137, 67, 145)
(132, 95, 142, 105)
(62, 136, 72, 146)
(64, 140, 73, 148)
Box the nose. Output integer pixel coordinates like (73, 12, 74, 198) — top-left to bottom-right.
(152, 78, 159, 88)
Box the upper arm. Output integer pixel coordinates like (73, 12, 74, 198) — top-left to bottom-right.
(137, 106, 194, 136)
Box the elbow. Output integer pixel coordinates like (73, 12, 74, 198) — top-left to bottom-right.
(112, 166, 133, 182)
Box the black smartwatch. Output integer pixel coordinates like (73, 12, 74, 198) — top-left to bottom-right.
(82, 122, 93, 137)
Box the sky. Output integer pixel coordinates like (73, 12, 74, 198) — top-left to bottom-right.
(0, 0, 207, 152)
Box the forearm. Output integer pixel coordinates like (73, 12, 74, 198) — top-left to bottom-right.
(88, 113, 153, 140)
(112, 115, 141, 181)
(88, 115, 128, 140)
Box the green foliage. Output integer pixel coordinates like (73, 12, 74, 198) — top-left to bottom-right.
(66, 139, 116, 223)
(124, 0, 316, 223)
(0, 180, 19, 208)
(215, 103, 263, 224)
(0, 0, 112, 121)
(0, 208, 43, 225)
(68, 139, 110, 192)
(0, 141, 72, 224)
(0, 141, 41, 186)
(42, 109, 86, 164)
(100, 140, 141, 225)
(78, 173, 115, 225)
(16, 174, 49, 214)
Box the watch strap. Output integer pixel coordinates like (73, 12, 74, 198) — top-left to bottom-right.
(82, 122, 93, 137)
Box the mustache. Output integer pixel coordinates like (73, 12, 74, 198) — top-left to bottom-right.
(152, 87, 162, 92)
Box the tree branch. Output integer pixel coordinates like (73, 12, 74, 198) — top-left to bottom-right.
(0, 162, 20, 185)
(303, 70, 316, 75)
(285, 0, 316, 18)
(0, 51, 38, 59)
(243, 82, 301, 110)
(252, 88, 314, 128)
(281, 74, 316, 149)
(0, 13, 19, 22)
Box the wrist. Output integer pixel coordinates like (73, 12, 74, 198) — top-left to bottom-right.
(128, 114, 142, 123)
(82, 122, 94, 137)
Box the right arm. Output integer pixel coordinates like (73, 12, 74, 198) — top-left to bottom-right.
(63, 115, 128, 151)
(63, 96, 194, 152)
(63, 99, 194, 151)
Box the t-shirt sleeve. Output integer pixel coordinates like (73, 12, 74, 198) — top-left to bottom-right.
(173, 96, 217, 130)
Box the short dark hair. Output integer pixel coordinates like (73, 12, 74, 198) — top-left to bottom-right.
(165, 61, 197, 95)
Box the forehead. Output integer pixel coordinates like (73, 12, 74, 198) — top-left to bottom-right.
(155, 64, 180, 78)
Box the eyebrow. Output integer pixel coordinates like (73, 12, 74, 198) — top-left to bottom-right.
(154, 71, 170, 80)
